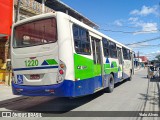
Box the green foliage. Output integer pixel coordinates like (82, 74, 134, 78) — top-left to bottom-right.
(155, 54, 160, 62)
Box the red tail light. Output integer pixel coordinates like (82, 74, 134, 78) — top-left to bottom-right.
(59, 69, 64, 75)
(57, 60, 66, 83)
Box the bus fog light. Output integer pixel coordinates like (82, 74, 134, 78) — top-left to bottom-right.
(57, 76, 63, 83)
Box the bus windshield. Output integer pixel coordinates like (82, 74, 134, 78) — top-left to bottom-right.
(13, 18, 57, 48)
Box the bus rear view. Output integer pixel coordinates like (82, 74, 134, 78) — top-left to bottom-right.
(11, 12, 134, 98)
(11, 13, 73, 96)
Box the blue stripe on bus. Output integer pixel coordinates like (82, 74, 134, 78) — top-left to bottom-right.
(12, 76, 104, 97)
(13, 66, 58, 71)
(11, 73, 129, 97)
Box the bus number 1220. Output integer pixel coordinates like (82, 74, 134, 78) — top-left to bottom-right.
(25, 59, 39, 67)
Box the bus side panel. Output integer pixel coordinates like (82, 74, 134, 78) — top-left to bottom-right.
(103, 57, 121, 83)
(73, 54, 103, 96)
(123, 60, 132, 79)
(57, 12, 75, 81)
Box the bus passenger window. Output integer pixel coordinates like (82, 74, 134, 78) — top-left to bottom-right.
(73, 25, 91, 55)
(102, 38, 109, 57)
(109, 41, 117, 58)
(122, 47, 131, 60)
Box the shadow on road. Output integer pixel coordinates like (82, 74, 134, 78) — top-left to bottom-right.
(141, 77, 148, 79)
(150, 77, 160, 82)
(156, 81, 160, 108)
(0, 79, 129, 113)
(0, 91, 104, 113)
(138, 77, 160, 111)
(114, 79, 128, 88)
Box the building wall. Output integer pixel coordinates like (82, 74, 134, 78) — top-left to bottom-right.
(0, 37, 9, 63)
(0, 38, 6, 63)
(139, 56, 148, 63)
(1, 0, 55, 83)
(1, 0, 55, 64)
(14, 0, 54, 21)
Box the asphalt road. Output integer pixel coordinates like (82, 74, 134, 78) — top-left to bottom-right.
(0, 68, 159, 120)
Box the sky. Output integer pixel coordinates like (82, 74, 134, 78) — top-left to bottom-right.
(61, 0, 160, 60)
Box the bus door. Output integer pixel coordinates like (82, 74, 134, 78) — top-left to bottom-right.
(91, 36, 104, 89)
(117, 47, 123, 79)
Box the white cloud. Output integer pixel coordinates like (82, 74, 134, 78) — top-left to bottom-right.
(145, 51, 160, 55)
(141, 23, 158, 31)
(128, 17, 139, 22)
(134, 22, 158, 34)
(129, 42, 149, 48)
(130, 5, 158, 16)
(114, 20, 123, 26)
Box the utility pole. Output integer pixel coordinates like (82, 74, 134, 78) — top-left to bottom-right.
(42, 0, 45, 14)
(138, 51, 140, 68)
(15, 0, 21, 22)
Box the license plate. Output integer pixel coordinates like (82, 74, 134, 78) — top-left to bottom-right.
(30, 74, 40, 80)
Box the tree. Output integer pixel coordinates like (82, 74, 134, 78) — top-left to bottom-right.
(155, 54, 160, 62)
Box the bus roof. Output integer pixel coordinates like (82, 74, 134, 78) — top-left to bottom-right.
(13, 11, 132, 51)
(68, 13, 132, 51)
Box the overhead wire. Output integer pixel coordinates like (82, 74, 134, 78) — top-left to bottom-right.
(125, 37, 160, 45)
(98, 28, 160, 34)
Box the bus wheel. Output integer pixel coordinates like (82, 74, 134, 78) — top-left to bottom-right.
(128, 70, 132, 81)
(106, 74, 114, 93)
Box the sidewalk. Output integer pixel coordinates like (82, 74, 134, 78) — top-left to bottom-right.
(144, 77, 160, 111)
(0, 84, 55, 112)
(0, 84, 20, 102)
(134, 66, 143, 71)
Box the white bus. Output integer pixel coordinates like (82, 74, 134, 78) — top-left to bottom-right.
(11, 12, 134, 97)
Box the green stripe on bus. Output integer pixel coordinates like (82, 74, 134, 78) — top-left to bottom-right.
(104, 64, 110, 68)
(74, 54, 95, 80)
(111, 61, 118, 67)
(74, 54, 120, 80)
(104, 67, 118, 74)
(46, 59, 58, 65)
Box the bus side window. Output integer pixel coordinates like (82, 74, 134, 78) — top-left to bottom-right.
(109, 41, 117, 58)
(128, 50, 131, 60)
(123, 47, 130, 60)
(102, 38, 109, 57)
(122, 47, 127, 59)
(73, 24, 91, 55)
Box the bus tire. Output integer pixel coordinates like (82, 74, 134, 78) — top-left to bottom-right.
(128, 70, 132, 81)
(106, 74, 114, 93)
